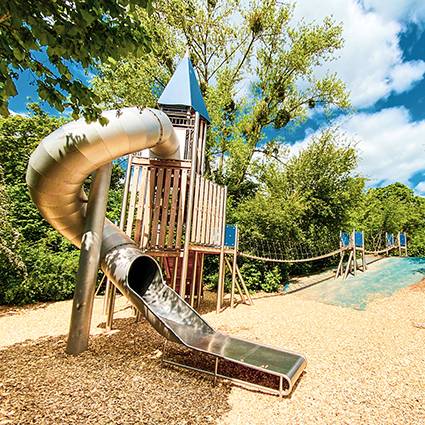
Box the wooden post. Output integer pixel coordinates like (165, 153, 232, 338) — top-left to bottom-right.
(230, 225, 238, 309)
(352, 229, 357, 276)
(344, 251, 353, 280)
(235, 263, 253, 305)
(225, 257, 246, 305)
(190, 252, 198, 307)
(196, 253, 205, 308)
(217, 187, 227, 313)
(405, 232, 408, 256)
(362, 231, 367, 271)
(385, 232, 389, 256)
(336, 230, 343, 279)
(180, 113, 200, 299)
(172, 256, 179, 291)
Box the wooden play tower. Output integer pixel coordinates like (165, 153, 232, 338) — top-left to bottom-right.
(104, 55, 248, 324)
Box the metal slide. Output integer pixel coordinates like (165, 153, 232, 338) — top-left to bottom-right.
(26, 107, 306, 396)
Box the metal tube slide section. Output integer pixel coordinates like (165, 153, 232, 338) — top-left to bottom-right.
(26, 107, 179, 250)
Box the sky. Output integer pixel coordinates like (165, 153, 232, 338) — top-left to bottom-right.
(9, 0, 425, 195)
(284, 0, 425, 195)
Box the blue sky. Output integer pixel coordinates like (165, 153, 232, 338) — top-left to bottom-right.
(284, 0, 425, 195)
(10, 0, 425, 195)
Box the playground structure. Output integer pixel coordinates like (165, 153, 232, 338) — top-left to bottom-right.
(26, 54, 306, 396)
(335, 230, 367, 279)
(236, 229, 408, 281)
(364, 231, 408, 257)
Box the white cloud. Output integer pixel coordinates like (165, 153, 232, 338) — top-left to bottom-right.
(390, 61, 425, 93)
(293, 0, 425, 108)
(291, 107, 425, 187)
(363, 0, 425, 25)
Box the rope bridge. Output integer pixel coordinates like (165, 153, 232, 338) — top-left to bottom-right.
(238, 236, 343, 264)
(364, 232, 399, 255)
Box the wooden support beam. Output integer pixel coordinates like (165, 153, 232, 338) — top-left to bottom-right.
(235, 263, 253, 305)
(225, 257, 247, 305)
(190, 252, 198, 307)
(180, 113, 200, 298)
(217, 187, 227, 313)
(196, 253, 205, 309)
(344, 250, 354, 280)
(230, 226, 238, 308)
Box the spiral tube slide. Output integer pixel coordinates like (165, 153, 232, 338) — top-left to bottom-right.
(26, 107, 306, 396)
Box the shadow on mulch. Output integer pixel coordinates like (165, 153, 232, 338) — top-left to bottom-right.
(0, 317, 231, 425)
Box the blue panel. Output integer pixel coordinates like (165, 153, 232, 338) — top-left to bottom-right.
(399, 232, 406, 247)
(354, 231, 363, 248)
(224, 225, 236, 248)
(158, 54, 210, 122)
(386, 233, 394, 247)
(340, 232, 351, 247)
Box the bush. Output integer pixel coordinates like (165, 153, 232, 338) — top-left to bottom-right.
(262, 266, 281, 292)
(240, 260, 264, 291)
(409, 229, 425, 257)
(0, 231, 79, 305)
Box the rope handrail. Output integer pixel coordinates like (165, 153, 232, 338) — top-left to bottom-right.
(365, 244, 397, 255)
(238, 248, 344, 263)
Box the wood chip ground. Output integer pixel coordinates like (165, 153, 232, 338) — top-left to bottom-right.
(1, 269, 424, 424)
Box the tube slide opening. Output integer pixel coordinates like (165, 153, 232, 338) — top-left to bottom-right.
(127, 255, 159, 297)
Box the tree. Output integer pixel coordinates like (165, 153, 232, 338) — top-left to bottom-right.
(92, 0, 350, 196)
(234, 129, 363, 246)
(349, 183, 425, 255)
(1, 0, 152, 121)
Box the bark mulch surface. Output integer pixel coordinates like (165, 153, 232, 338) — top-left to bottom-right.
(0, 317, 231, 425)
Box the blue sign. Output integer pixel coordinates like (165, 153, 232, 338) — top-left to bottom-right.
(341, 232, 350, 247)
(224, 225, 237, 247)
(386, 233, 394, 247)
(399, 232, 406, 247)
(354, 231, 363, 248)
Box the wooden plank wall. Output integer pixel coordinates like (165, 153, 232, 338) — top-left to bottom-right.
(190, 173, 226, 247)
(123, 158, 226, 251)
(123, 158, 191, 250)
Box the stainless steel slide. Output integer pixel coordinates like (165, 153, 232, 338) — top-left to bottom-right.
(26, 107, 306, 395)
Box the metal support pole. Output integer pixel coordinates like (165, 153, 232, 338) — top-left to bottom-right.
(104, 155, 132, 330)
(67, 163, 112, 355)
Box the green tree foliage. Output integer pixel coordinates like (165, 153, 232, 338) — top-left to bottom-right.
(92, 0, 350, 196)
(1, 0, 152, 121)
(0, 108, 124, 304)
(349, 183, 425, 256)
(233, 129, 364, 280)
(235, 130, 364, 244)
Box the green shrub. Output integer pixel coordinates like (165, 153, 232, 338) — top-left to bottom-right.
(262, 266, 281, 292)
(409, 229, 425, 257)
(239, 260, 264, 291)
(0, 231, 79, 305)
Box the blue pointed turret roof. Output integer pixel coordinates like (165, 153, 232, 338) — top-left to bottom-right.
(158, 53, 210, 122)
